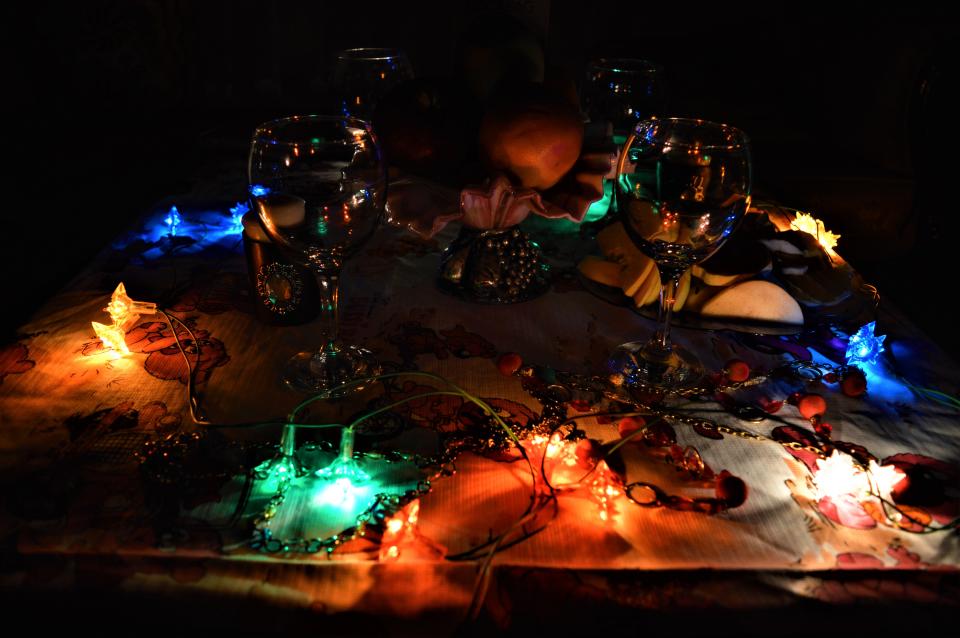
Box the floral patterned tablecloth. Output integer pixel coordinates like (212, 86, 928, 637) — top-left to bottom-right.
(1, 192, 958, 632)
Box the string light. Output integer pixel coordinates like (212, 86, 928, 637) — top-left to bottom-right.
(91, 283, 157, 356)
(164, 206, 182, 236)
(791, 211, 840, 254)
(313, 477, 373, 510)
(846, 321, 886, 367)
(813, 450, 904, 504)
(104, 282, 157, 329)
(91, 322, 131, 356)
(588, 461, 623, 523)
(229, 201, 250, 234)
(379, 500, 420, 561)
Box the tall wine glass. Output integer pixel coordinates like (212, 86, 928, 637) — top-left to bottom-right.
(249, 115, 385, 393)
(609, 118, 752, 389)
(334, 48, 414, 119)
(581, 58, 664, 232)
(584, 58, 664, 140)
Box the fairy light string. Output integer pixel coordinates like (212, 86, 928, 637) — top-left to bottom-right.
(101, 279, 957, 587)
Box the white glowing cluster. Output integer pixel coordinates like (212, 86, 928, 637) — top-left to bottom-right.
(814, 450, 904, 503)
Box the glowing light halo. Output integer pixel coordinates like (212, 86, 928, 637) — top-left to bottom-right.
(91, 283, 157, 356)
(846, 321, 886, 367)
(791, 211, 840, 254)
(813, 450, 904, 505)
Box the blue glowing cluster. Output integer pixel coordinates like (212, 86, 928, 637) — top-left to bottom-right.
(164, 206, 182, 236)
(845, 322, 886, 367)
(229, 201, 250, 233)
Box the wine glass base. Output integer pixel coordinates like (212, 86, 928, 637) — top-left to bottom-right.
(608, 340, 703, 392)
(283, 346, 380, 395)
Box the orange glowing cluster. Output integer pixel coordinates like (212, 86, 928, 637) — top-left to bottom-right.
(523, 433, 625, 523)
(91, 283, 157, 356)
(379, 500, 421, 562)
(589, 461, 623, 523)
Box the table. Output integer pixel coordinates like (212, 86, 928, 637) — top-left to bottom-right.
(1, 182, 958, 635)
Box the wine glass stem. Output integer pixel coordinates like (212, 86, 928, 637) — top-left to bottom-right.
(280, 422, 298, 457)
(338, 426, 356, 463)
(316, 270, 341, 355)
(653, 269, 683, 353)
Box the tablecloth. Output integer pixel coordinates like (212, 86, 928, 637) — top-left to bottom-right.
(1, 183, 958, 633)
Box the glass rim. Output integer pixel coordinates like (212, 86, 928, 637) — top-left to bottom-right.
(337, 47, 407, 61)
(590, 57, 661, 74)
(633, 117, 750, 150)
(252, 114, 375, 148)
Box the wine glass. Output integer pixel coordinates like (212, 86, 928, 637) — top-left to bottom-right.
(249, 115, 385, 393)
(581, 58, 664, 232)
(584, 58, 664, 140)
(609, 118, 752, 389)
(334, 48, 414, 120)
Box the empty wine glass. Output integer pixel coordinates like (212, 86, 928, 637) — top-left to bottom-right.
(584, 58, 664, 140)
(249, 115, 385, 393)
(609, 118, 752, 389)
(581, 58, 664, 232)
(334, 48, 414, 119)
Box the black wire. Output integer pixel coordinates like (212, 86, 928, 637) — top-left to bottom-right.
(159, 309, 210, 425)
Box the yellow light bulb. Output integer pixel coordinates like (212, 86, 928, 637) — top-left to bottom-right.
(92, 321, 130, 356)
(792, 211, 841, 254)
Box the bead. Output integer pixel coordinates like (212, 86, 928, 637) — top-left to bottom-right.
(644, 420, 677, 447)
(617, 416, 646, 440)
(841, 368, 867, 398)
(569, 399, 592, 412)
(496, 353, 523, 376)
(723, 359, 751, 383)
(575, 439, 602, 469)
(715, 470, 748, 508)
(798, 394, 827, 420)
(759, 397, 783, 414)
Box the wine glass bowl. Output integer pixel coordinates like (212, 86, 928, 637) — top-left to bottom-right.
(249, 115, 386, 393)
(580, 58, 664, 234)
(334, 48, 414, 119)
(584, 58, 664, 138)
(610, 118, 751, 389)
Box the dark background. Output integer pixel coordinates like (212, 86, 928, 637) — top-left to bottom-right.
(4, 1, 957, 358)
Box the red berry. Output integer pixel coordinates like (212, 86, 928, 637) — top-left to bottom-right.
(759, 398, 784, 414)
(786, 392, 803, 406)
(617, 416, 646, 440)
(644, 420, 677, 447)
(841, 369, 867, 398)
(668, 444, 685, 464)
(715, 470, 748, 508)
(496, 352, 522, 376)
(575, 439, 602, 469)
(724, 359, 751, 383)
(823, 372, 838, 383)
(797, 394, 828, 420)
(814, 421, 833, 438)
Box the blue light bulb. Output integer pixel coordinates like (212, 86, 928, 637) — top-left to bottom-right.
(845, 322, 886, 367)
